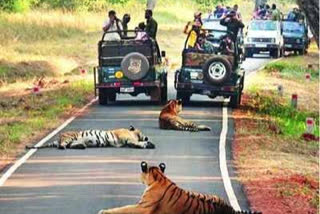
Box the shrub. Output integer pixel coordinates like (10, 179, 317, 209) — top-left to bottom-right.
(0, 0, 33, 12)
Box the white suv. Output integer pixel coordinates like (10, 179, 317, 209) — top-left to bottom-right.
(244, 20, 284, 58)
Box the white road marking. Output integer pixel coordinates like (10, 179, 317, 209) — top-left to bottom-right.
(219, 57, 279, 209)
(219, 106, 241, 211)
(0, 97, 98, 187)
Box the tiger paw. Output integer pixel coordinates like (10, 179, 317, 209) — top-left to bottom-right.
(145, 142, 155, 149)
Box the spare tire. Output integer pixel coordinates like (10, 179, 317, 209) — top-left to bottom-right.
(203, 57, 232, 85)
(121, 52, 150, 80)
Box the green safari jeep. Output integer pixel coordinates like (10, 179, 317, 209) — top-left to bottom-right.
(94, 30, 167, 105)
(175, 30, 245, 108)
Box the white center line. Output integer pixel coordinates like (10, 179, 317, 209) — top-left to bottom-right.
(219, 106, 241, 211)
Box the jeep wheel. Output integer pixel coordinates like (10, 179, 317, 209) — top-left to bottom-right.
(176, 91, 191, 104)
(121, 52, 150, 80)
(298, 48, 305, 55)
(160, 73, 168, 104)
(160, 86, 167, 104)
(99, 89, 116, 105)
(203, 57, 232, 85)
(271, 48, 280, 58)
(229, 90, 241, 108)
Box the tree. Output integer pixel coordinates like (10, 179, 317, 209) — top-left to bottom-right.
(296, 0, 319, 47)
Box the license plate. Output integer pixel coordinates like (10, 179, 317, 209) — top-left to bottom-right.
(255, 44, 267, 48)
(285, 44, 292, 48)
(120, 87, 134, 93)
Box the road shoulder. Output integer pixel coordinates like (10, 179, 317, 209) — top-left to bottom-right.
(232, 51, 319, 214)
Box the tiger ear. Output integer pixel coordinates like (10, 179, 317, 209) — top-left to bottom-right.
(159, 163, 166, 173)
(177, 99, 182, 105)
(129, 125, 135, 131)
(141, 161, 148, 173)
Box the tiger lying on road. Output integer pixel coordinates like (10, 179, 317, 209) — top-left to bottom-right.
(159, 99, 211, 132)
(26, 126, 155, 150)
(98, 161, 261, 214)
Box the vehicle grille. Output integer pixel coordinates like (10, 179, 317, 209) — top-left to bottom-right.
(284, 37, 298, 43)
(252, 38, 273, 43)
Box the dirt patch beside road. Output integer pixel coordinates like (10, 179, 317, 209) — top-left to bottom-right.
(233, 49, 319, 214)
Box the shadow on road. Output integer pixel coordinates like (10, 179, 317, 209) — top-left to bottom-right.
(98, 100, 226, 108)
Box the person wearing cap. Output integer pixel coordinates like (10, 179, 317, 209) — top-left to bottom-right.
(145, 9, 158, 40)
(220, 10, 244, 41)
(102, 10, 123, 41)
(184, 11, 203, 35)
(185, 20, 202, 49)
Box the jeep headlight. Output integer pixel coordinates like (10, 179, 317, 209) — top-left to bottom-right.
(247, 38, 252, 43)
(271, 38, 276, 43)
(296, 39, 301, 43)
(115, 71, 124, 79)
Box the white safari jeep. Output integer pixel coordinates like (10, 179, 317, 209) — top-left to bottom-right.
(244, 20, 284, 58)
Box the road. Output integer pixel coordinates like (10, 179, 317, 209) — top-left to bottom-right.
(0, 56, 272, 214)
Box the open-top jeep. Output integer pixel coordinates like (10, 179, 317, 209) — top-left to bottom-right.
(94, 30, 167, 105)
(175, 30, 245, 108)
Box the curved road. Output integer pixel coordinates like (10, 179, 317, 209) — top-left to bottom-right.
(0, 56, 271, 214)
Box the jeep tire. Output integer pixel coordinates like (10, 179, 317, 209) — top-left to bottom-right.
(271, 48, 280, 58)
(176, 91, 191, 104)
(203, 57, 232, 85)
(121, 52, 150, 80)
(99, 89, 116, 105)
(229, 89, 242, 108)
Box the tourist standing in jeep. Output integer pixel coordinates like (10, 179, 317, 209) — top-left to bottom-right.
(102, 10, 123, 41)
(220, 11, 244, 42)
(145, 9, 158, 40)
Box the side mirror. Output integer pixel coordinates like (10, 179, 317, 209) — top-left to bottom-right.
(161, 51, 166, 58)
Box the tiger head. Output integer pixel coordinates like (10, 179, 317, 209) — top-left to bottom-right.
(129, 125, 148, 141)
(129, 126, 155, 149)
(160, 99, 182, 116)
(140, 161, 166, 186)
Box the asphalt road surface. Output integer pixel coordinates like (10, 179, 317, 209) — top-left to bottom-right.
(0, 55, 272, 214)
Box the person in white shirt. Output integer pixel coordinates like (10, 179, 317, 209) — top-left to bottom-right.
(135, 22, 149, 41)
(102, 10, 123, 41)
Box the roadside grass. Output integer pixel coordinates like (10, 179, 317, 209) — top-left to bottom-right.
(234, 46, 319, 213)
(0, 79, 93, 159)
(0, 0, 200, 168)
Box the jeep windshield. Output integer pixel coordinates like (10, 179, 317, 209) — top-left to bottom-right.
(283, 21, 304, 34)
(203, 18, 227, 39)
(249, 20, 277, 31)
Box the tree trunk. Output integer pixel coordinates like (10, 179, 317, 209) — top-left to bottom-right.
(297, 0, 319, 47)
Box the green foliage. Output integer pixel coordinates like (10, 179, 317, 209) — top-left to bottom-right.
(265, 61, 319, 81)
(0, 0, 34, 12)
(0, 79, 93, 155)
(248, 91, 319, 137)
